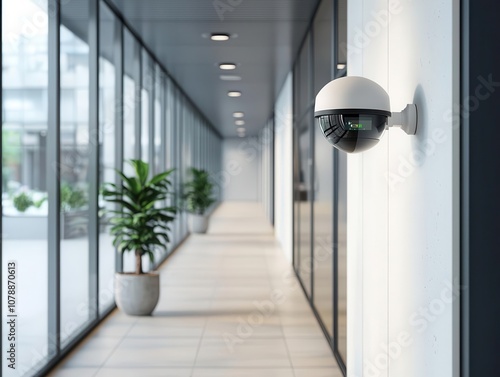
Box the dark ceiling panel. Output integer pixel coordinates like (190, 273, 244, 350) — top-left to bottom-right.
(109, 0, 317, 21)
(108, 0, 321, 137)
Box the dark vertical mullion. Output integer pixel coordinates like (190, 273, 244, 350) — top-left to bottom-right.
(114, 18, 124, 274)
(47, 0, 61, 357)
(309, 30, 315, 304)
(134, 41, 141, 159)
(88, 0, 100, 321)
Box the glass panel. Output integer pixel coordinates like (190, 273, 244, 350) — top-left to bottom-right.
(153, 64, 166, 260)
(337, 152, 348, 361)
(298, 113, 312, 296)
(141, 88, 149, 162)
(121, 28, 137, 273)
(299, 33, 312, 116)
(313, 0, 334, 338)
(2, 0, 50, 374)
(314, 0, 333, 95)
(293, 66, 301, 272)
(154, 65, 162, 176)
(178, 96, 187, 238)
(141, 49, 152, 164)
(60, 0, 91, 344)
(338, 0, 348, 67)
(98, 1, 116, 313)
(313, 120, 334, 336)
(122, 28, 136, 176)
(167, 81, 180, 245)
(165, 78, 173, 172)
(336, 0, 348, 365)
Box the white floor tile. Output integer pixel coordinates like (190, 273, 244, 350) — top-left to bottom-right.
(95, 367, 192, 377)
(49, 202, 342, 377)
(192, 368, 294, 377)
(195, 337, 291, 368)
(47, 367, 99, 377)
(104, 337, 200, 367)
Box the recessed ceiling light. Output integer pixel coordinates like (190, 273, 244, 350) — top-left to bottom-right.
(220, 75, 241, 81)
(211, 33, 230, 41)
(235, 120, 245, 126)
(337, 63, 346, 70)
(202, 33, 238, 40)
(233, 111, 244, 118)
(236, 127, 246, 132)
(228, 91, 242, 97)
(219, 63, 237, 70)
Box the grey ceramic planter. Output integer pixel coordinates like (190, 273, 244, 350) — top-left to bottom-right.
(114, 273, 160, 316)
(188, 213, 209, 234)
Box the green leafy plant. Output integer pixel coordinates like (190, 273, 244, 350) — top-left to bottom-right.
(183, 168, 215, 215)
(33, 196, 47, 209)
(102, 160, 176, 274)
(13, 192, 34, 212)
(60, 183, 87, 211)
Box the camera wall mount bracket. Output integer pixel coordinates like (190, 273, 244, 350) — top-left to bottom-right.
(388, 104, 418, 135)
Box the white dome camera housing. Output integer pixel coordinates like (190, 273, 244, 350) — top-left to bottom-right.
(314, 76, 417, 153)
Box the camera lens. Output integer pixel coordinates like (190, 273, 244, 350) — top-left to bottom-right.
(317, 114, 387, 153)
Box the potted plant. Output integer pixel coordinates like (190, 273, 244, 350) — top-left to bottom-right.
(184, 167, 215, 234)
(13, 192, 34, 212)
(102, 160, 176, 316)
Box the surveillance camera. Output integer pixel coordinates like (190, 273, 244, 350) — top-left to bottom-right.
(314, 76, 417, 153)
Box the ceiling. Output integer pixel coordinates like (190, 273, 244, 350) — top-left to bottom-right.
(107, 0, 321, 137)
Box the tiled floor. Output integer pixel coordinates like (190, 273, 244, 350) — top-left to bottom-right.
(49, 202, 343, 377)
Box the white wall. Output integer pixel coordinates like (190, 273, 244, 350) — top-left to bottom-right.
(274, 74, 294, 262)
(346, 0, 460, 376)
(221, 138, 259, 201)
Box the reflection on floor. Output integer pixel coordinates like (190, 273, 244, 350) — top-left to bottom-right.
(49, 202, 343, 377)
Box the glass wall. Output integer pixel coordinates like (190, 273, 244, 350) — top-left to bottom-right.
(1, 0, 50, 374)
(312, 0, 334, 339)
(295, 32, 313, 297)
(122, 28, 137, 176)
(141, 49, 152, 164)
(98, 1, 117, 313)
(1, 0, 222, 375)
(336, 0, 348, 366)
(59, 0, 92, 344)
(288, 0, 348, 374)
(154, 64, 162, 175)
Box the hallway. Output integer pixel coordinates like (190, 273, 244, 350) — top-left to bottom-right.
(49, 202, 342, 377)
